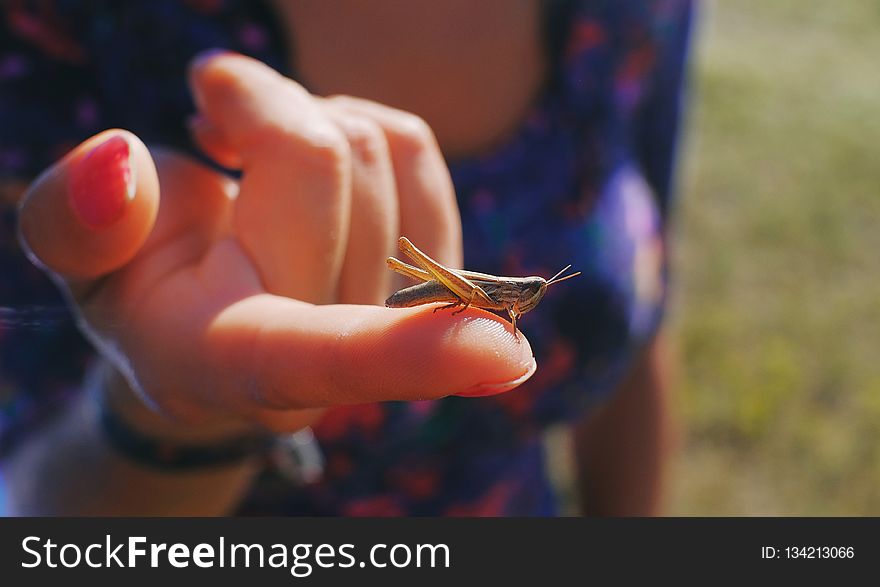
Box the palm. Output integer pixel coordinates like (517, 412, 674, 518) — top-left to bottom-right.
(84, 150, 315, 425)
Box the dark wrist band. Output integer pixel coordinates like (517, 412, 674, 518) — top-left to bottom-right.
(91, 362, 325, 481)
(98, 396, 326, 484)
(98, 399, 276, 470)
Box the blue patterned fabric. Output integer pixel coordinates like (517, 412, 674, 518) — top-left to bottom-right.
(0, 0, 694, 515)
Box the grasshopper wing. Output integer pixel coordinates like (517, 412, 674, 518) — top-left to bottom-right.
(397, 237, 494, 305)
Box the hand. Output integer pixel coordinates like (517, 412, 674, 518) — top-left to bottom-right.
(17, 52, 536, 438)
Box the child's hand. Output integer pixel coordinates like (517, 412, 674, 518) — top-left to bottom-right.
(16, 52, 536, 437)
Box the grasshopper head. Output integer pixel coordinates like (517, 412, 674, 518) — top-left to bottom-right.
(514, 278, 549, 315)
(514, 266, 581, 315)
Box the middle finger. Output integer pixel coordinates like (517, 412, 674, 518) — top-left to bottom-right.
(321, 102, 400, 305)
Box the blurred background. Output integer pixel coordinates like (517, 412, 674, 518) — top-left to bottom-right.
(666, 0, 879, 515)
(551, 0, 880, 516)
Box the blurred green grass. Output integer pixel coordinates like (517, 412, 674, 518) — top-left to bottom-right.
(666, 0, 880, 515)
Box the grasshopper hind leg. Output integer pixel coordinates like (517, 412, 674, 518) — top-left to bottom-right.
(433, 302, 461, 313)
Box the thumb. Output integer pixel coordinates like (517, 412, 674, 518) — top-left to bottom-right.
(17, 129, 159, 284)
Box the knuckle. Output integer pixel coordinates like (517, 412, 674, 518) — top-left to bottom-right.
(339, 117, 387, 166)
(248, 121, 350, 177)
(391, 112, 437, 157)
(299, 122, 350, 160)
(298, 123, 351, 176)
(324, 94, 358, 108)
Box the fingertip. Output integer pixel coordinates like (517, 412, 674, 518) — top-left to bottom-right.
(189, 48, 235, 77)
(187, 114, 243, 170)
(408, 307, 537, 397)
(19, 129, 159, 280)
(187, 49, 281, 110)
(319, 305, 537, 403)
(454, 354, 537, 397)
(187, 49, 235, 110)
(67, 133, 134, 229)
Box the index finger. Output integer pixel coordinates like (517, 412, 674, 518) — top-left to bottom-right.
(201, 296, 537, 417)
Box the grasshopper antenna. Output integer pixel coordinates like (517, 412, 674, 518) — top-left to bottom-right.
(546, 265, 581, 287)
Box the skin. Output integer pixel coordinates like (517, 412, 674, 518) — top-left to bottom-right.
(4, 0, 672, 516)
(574, 335, 675, 516)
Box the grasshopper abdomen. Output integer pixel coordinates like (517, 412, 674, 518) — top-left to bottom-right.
(385, 281, 458, 308)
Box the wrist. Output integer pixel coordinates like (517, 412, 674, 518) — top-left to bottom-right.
(90, 361, 325, 483)
(99, 361, 258, 444)
(92, 361, 275, 469)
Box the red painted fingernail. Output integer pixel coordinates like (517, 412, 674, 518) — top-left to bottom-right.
(454, 358, 538, 397)
(68, 134, 135, 230)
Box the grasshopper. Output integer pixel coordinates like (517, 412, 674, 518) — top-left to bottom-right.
(385, 237, 580, 337)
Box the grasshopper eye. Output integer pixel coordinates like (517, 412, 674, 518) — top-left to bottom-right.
(517, 281, 546, 312)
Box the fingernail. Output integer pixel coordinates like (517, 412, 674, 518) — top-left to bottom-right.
(68, 134, 135, 230)
(455, 357, 538, 397)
